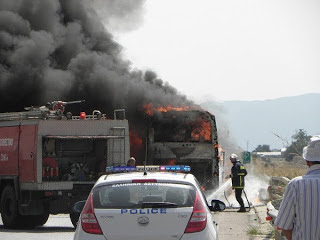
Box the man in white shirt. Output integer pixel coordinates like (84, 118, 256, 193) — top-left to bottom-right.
(275, 136, 320, 240)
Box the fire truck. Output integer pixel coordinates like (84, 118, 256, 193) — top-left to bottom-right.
(0, 102, 130, 228)
(145, 109, 221, 190)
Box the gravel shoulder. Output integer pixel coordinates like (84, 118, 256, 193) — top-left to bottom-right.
(214, 205, 275, 240)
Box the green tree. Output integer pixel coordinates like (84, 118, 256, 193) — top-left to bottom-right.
(254, 144, 271, 152)
(285, 129, 311, 161)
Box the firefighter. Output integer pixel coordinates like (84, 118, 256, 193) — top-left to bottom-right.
(229, 154, 247, 212)
(127, 157, 136, 166)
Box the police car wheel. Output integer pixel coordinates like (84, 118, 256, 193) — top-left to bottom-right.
(70, 212, 80, 228)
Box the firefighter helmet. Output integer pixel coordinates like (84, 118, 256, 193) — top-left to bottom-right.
(229, 154, 238, 160)
(127, 157, 136, 166)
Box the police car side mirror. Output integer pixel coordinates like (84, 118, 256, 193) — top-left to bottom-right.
(73, 200, 86, 213)
(209, 199, 226, 212)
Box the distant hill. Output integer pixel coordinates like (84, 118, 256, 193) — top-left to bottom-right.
(201, 93, 320, 151)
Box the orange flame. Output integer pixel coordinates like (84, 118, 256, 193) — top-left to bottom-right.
(130, 131, 143, 146)
(190, 120, 211, 142)
(167, 159, 177, 165)
(142, 103, 212, 142)
(142, 103, 199, 116)
(129, 131, 144, 165)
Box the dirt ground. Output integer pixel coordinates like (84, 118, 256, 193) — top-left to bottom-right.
(207, 155, 302, 240)
(214, 205, 275, 240)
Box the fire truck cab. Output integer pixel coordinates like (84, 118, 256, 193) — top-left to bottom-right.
(0, 106, 130, 228)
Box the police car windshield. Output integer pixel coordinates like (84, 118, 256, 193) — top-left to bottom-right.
(92, 183, 196, 209)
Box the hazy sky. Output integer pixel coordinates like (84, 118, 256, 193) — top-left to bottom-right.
(113, 0, 320, 103)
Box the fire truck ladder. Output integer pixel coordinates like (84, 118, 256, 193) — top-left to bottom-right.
(0, 110, 48, 121)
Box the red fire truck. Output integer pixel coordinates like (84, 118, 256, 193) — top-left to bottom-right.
(0, 102, 130, 228)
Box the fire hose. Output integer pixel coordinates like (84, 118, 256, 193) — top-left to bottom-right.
(224, 190, 231, 206)
(224, 189, 251, 211)
(243, 189, 251, 211)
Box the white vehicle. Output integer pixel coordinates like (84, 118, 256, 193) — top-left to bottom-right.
(73, 165, 226, 240)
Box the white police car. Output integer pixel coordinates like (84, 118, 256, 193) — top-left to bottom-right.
(73, 165, 226, 240)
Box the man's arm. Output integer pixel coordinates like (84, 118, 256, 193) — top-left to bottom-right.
(241, 166, 247, 176)
(282, 229, 292, 240)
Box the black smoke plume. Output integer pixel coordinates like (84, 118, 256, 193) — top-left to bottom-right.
(0, 0, 193, 119)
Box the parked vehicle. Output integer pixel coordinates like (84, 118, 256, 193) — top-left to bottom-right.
(0, 102, 130, 228)
(73, 165, 226, 240)
(145, 109, 221, 190)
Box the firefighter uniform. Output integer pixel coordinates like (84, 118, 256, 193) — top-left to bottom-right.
(230, 157, 247, 212)
(231, 161, 247, 189)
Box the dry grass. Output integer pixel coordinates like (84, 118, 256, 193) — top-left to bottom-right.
(252, 157, 307, 179)
(247, 225, 275, 237)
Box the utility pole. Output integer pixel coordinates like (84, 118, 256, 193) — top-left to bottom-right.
(271, 132, 289, 147)
(271, 132, 300, 155)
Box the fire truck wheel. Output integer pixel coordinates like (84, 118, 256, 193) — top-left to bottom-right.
(0, 185, 22, 228)
(70, 212, 80, 228)
(37, 212, 50, 226)
(29, 212, 50, 226)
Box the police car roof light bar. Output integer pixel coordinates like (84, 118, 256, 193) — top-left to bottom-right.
(105, 165, 191, 174)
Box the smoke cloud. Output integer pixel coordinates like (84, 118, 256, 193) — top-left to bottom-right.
(87, 0, 146, 33)
(0, 0, 241, 183)
(0, 0, 192, 118)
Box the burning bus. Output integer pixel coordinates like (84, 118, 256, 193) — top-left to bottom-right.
(140, 104, 220, 190)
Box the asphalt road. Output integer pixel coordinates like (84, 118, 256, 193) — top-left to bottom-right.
(0, 206, 274, 240)
(0, 214, 75, 240)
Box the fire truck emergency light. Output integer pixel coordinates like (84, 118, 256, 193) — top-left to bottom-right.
(80, 112, 86, 119)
